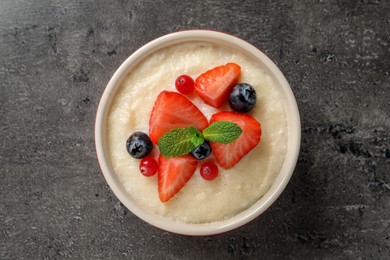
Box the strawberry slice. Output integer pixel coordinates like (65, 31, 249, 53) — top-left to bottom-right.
(194, 63, 241, 108)
(158, 154, 198, 202)
(149, 91, 208, 144)
(209, 111, 261, 169)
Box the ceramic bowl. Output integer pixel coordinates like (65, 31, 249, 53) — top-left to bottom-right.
(95, 30, 301, 235)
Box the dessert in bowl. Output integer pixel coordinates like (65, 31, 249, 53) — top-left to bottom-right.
(95, 30, 300, 235)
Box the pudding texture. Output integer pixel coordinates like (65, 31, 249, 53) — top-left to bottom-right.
(107, 41, 287, 223)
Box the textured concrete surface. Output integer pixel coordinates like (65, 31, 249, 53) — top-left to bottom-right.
(1, 0, 389, 259)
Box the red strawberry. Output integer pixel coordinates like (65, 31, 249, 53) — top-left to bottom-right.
(158, 154, 198, 202)
(209, 111, 261, 169)
(194, 63, 241, 108)
(149, 91, 208, 144)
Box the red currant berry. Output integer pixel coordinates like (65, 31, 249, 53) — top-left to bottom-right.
(139, 157, 158, 177)
(175, 75, 195, 95)
(200, 162, 219, 181)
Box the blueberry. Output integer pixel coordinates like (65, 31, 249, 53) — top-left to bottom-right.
(229, 83, 257, 113)
(191, 141, 211, 160)
(126, 132, 153, 159)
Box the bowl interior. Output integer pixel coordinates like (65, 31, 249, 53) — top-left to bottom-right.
(95, 30, 301, 236)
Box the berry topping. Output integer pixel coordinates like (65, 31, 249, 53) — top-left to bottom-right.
(194, 63, 241, 108)
(191, 141, 212, 160)
(175, 75, 195, 95)
(149, 91, 208, 144)
(126, 132, 153, 159)
(200, 162, 219, 181)
(229, 83, 257, 113)
(158, 154, 198, 202)
(209, 111, 261, 169)
(139, 157, 158, 177)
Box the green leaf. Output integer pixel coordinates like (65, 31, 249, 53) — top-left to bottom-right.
(191, 132, 204, 148)
(158, 126, 202, 157)
(203, 121, 242, 144)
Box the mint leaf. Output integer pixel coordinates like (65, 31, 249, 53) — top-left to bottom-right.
(191, 132, 204, 148)
(158, 126, 202, 157)
(203, 121, 242, 144)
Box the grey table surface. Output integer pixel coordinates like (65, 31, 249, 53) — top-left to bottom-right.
(1, 0, 389, 259)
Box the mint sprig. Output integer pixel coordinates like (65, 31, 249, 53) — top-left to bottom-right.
(158, 122, 242, 158)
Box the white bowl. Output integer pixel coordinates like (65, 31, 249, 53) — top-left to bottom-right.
(95, 30, 301, 236)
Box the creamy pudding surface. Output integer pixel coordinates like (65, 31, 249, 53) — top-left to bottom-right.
(107, 42, 287, 224)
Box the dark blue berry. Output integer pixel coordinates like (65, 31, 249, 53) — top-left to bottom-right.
(126, 132, 153, 159)
(229, 83, 257, 113)
(191, 141, 212, 160)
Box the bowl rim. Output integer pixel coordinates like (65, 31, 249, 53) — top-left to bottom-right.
(95, 29, 301, 236)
